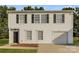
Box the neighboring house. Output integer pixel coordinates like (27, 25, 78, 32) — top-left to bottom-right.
(7, 10, 73, 45)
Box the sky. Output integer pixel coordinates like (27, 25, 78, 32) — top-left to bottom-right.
(7, 5, 79, 10)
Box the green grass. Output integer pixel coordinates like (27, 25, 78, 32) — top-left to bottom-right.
(0, 39, 8, 46)
(0, 48, 37, 53)
(73, 37, 79, 46)
(0, 39, 37, 53)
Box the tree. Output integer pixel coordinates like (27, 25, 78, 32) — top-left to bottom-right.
(8, 7, 16, 10)
(0, 5, 16, 39)
(0, 5, 8, 18)
(24, 6, 34, 10)
(62, 7, 74, 10)
(39, 7, 44, 10)
(0, 5, 8, 38)
(23, 6, 44, 10)
(34, 6, 44, 10)
(34, 6, 39, 10)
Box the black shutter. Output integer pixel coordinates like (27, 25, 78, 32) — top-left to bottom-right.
(62, 14, 65, 23)
(32, 14, 34, 23)
(53, 14, 56, 23)
(25, 14, 27, 23)
(47, 14, 49, 23)
(16, 14, 19, 23)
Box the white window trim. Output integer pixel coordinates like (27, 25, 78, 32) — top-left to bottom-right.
(40, 14, 48, 24)
(25, 30, 32, 40)
(37, 31, 43, 40)
(33, 14, 48, 24)
(53, 13, 65, 24)
(34, 14, 40, 23)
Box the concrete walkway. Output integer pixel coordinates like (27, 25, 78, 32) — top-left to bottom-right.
(38, 44, 79, 53)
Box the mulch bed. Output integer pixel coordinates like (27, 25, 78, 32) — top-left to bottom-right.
(11, 44, 38, 47)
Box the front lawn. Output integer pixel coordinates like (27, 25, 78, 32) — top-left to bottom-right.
(73, 37, 79, 46)
(0, 39, 8, 46)
(0, 39, 37, 53)
(0, 48, 37, 53)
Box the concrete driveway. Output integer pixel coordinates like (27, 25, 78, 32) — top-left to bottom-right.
(38, 44, 79, 53)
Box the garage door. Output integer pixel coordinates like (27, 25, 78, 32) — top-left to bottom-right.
(52, 32, 68, 44)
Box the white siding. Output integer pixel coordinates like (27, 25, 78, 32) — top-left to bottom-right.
(8, 12, 73, 44)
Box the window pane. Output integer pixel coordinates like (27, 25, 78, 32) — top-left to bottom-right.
(56, 14, 62, 23)
(19, 14, 25, 24)
(53, 14, 65, 23)
(41, 14, 49, 23)
(27, 31, 32, 40)
(38, 31, 43, 40)
(34, 14, 40, 23)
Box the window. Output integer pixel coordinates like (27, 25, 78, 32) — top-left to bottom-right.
(34, 14, 40, 23)
(41, 14, 49, 23)
(32, 14, 40, 23)
(26, 31, 32, 40)
(53, 14, 65, 23)
(32, 14, 49, 23)
(16, 14, 27, 24)
(38, 31, 43, 40)
(16, 14, 19, 23)
(19, 14, 25, 24)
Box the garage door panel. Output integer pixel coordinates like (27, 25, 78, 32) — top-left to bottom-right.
(52, 32, 67, 44)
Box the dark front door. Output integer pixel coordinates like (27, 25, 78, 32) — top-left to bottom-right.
(13, 31, 19, 43)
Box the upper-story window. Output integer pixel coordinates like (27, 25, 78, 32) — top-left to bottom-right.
(41, 14, 49, 23)
(32, 14, 49, 23)
(34, 14, 40, 23)
(32, 14, 40, 23)
(19, 14, 25, 24)
(16, 14, 27, 24)
(53, 14, 65, 23)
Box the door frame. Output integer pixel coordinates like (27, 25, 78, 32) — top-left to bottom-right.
(13, 31, 19, 43)
(11, 29, 19, 44)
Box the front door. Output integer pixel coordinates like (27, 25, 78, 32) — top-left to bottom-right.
(13, 31, 19, 43)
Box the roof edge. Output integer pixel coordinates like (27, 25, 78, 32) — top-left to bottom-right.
(7, 10, 74, 13)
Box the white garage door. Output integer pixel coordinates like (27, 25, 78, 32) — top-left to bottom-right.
(52, 32, 68, 44)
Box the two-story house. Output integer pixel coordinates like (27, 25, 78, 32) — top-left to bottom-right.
(7, 10, 73, 45)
